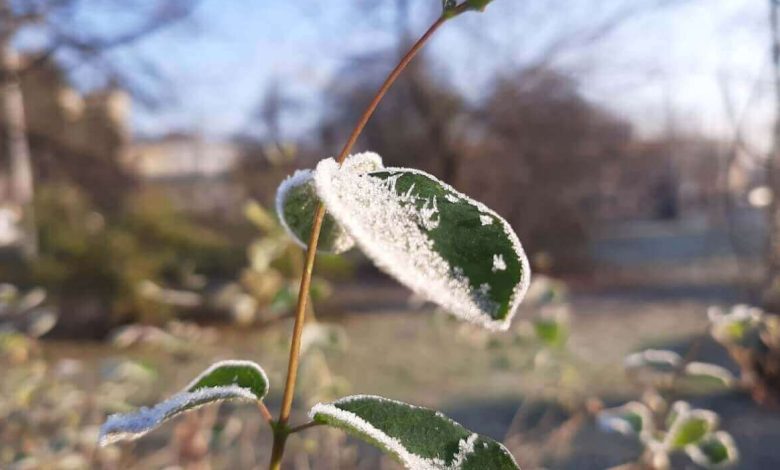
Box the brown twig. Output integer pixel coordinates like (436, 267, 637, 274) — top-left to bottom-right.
(289, 421, 322, 434)
(258, 402, 274, 426)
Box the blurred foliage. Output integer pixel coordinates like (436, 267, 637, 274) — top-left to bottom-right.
(0, 284, 57, 339)
(596, 325, 745, 470)
(707, 305, 780, 407)
(597, 398, 737, 469)
(2, 183, 241, 329)
(238, 200, 347, 324)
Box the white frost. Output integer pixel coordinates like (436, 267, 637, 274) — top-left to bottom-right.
(314, 157, 530, 331)
(449, 434, 479, 468)
(479, 214, 493, 226)
(99, 385, 256, 446)
(624, 349, 681, 370)
(275, 170, 356, 254)
(100, 360, 268, 446)
(309, 395, 515, 470)
(663, 401, 719, 450)
(685, 431, 738, 467)
(597, 401, 654, 442)
(683, 362, 735, 386)
(183, 359, 269, 398)
(492, 254, 507, 272)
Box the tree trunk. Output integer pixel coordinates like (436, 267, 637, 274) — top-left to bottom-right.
(0, 35, 37, 258)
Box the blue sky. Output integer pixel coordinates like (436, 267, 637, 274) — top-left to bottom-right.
(37, 0, 770, 152)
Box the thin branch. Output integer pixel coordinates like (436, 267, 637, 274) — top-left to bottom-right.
(289, 421, 321, 434)
(257, 402, 274, 426)
(18, 0, 200, 76)
(268, 11, 453, 470)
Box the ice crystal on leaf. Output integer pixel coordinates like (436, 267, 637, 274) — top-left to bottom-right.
(99, 360, 268, 446)
(310, 395, 519, 469)
(314, 155, 530, 330)
(275, 152, 384, 254)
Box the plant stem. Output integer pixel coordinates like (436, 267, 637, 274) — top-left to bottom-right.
(268, 12, 451, 470)
(258, 402, 274, 425)
(289, 421, 321, 434)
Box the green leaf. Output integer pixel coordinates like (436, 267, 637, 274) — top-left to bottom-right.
(442, 0, 494, 16)
(686, 431, 739, 468)
(276, 170, 355, 254)
(624, 349, 681, 374)
(276, 152, 384, 254)
(708, 305, 764, 348)
(664, 402, 718, 449)
(467, 0, 493, 11)
(679, 362, 735, 390)
(310, 395, 519, 469)
(184, 360, 269, 399)
(624, 349, 681, 387)
(244, 200, 278, 233)
(315, 157, 530, 331)
(99, 360, 268, 446)
(533, 316, 568, 348)
(597, 401, 653, 439)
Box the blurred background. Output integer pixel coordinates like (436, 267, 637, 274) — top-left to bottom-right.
(1, 0, 779, 468)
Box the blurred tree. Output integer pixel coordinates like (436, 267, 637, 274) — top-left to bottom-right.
(467, 67, 633, 270)
(0, 0, 197, 258)
(322, 52, 467, 182)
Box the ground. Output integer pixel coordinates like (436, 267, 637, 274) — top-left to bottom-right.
(5, 215, 779, 468)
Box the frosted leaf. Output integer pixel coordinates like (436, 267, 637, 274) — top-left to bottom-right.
(624, 349, 681, 387)
(99, 385, 255, 446)
(275, 152, 383, 254)
(276, 170, 354, 254)
(310, 395, 519, 469)
(707, 304, 764, 347)
(685, 431, 739, 468)
(680, 362, 735, 389)
(664, 401, 719, 450)
(597, 401, 654, 442)
(99, 360, 268, 446)
(314, 158, 530, 331)
(624, 349, 681, 372)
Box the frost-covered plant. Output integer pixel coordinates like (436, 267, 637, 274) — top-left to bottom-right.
(707, 304, 780, 406)
(98, 2, 530, 469)
(598, 400, 737, 469)
(0, 283, 57, 339)
(240, 200, 335, 323)
(597, 348, 740, 469)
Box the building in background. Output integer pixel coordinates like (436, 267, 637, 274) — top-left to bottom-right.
(125, 134, 244, 216)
